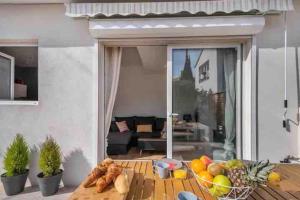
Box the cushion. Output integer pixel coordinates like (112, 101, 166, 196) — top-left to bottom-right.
(110, 121, 119, 132)
(137, 124, 152, 133)
(107, 131, 132, 145)
(116, 121, 129, 132)
(115, 116, 135, 130)
(135, 116, 156, 130)
(155, 118, 166, 131)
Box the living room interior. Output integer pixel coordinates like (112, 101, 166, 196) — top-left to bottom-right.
(106, 44, 237, 161)
(107, 46, 167, 160)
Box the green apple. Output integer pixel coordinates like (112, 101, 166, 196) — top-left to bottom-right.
(225, 159, 244, 169)
(213, 175, 232, 195)
(209, 186, 223, 197)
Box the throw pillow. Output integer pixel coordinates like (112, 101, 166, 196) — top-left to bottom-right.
(137, 124, 152, 133)
(116, 121, 130, 133)
(115, 116, 135, 130)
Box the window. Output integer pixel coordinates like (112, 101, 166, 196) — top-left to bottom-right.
(0, 45, 38, 104)
(198, 60, 209, 83)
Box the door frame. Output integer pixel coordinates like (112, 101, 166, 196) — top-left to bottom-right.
(97, 36, 256, 163)
(166, 44, 243, 160)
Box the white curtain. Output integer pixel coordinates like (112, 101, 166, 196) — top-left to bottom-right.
(104, 47, 123, 137)
(213, 48, 236, 160)
(223, 49, 236, 160)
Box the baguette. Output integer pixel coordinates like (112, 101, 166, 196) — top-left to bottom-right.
(83, 158, 114, 188)
(96, 164, 122, 193)
(83, 167, 106, 188)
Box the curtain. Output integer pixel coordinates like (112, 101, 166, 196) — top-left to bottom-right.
(223, 49, 236, 160)
(213, 49, 236, 160)
(104, 47, 123, 137)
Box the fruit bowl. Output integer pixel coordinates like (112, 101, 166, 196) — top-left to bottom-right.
(192, 169, 255, 200)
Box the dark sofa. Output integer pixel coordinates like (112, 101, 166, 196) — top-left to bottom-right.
(106, 116, 166, 155)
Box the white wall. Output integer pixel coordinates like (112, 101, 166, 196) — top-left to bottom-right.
(0, 4, 97, 186)
(113, 47, 167, 118)
(256, 1, 300, 161)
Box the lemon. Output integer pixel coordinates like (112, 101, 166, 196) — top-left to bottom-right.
(268, 172, 281, 183)
(173, 169, 187, 179)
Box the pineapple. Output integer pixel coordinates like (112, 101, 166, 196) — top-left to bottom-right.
(226, 160, 275, 197)
(227, 166, 248, 195)
(245, 160, 275, 187)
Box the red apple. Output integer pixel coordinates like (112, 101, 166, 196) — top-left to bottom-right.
(199, 155, 213, 167)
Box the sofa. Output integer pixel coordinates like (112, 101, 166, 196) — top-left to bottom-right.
(106, 116, 166, 155)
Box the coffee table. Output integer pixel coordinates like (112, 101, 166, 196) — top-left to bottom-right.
(137, 137, 166, 155)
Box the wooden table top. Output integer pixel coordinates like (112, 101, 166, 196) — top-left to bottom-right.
(114, 160, 300, 200)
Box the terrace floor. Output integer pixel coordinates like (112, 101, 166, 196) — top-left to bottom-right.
(0, 185, 75, 200)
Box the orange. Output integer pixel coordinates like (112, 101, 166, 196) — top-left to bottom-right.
(191, 159, 206, 173)
(198, 171, 214, 188)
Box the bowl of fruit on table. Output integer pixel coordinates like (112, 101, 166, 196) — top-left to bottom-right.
(191, 156, 277, 200)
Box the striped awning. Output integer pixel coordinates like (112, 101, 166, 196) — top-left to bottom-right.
(65, 0, 294, 18)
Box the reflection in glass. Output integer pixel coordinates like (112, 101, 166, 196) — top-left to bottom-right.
(172, 48, 237, 160)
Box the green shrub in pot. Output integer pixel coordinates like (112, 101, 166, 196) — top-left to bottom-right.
(37, 136, 63, 196)
(1, 134, 30, 196)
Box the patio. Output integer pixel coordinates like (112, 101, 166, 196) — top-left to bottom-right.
(1, 160, 300, 199)
(0, 186, 75, 200)
(69, 160, 300, 200)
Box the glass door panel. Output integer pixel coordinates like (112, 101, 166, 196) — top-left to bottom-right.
(168, 47, 238, 161)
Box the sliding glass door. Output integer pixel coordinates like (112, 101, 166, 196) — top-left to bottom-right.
(167, 45, 241, 161)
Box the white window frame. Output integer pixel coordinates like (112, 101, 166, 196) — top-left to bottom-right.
(0, 39, 39, 106)
(167, 44, 243, 160)
(97, 36, 255, 162)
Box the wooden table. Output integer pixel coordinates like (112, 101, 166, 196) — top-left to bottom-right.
(72, 160, 300, 200)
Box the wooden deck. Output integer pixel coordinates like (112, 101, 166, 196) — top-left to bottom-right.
(72, 160, 300, 200)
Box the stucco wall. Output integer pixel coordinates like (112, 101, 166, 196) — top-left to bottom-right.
(256, 1, 300, 161)
(0, 4, 97, 186)
(113, 47, 167, 118)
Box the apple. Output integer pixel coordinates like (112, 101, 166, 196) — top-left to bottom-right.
(208, 163, 224, 176)
(212, 175, 232, 195)
(199, 155, 213, 167)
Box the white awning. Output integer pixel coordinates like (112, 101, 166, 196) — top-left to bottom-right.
(65, 0, 294, 18)
(89, 16, 265, 38)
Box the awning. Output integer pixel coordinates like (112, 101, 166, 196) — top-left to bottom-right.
(89, 16, 265, 38)
(65, 0, 294, 18)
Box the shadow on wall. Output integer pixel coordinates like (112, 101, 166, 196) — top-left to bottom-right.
(28, 145, 40, 186)
(62, 149, 91, 186)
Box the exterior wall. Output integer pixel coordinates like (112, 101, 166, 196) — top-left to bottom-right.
(0, 4, 97, 186)
(256, 1, 300, 162)
(113, 47, 167, 118)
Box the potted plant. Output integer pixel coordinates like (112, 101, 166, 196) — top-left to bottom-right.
(1, 134, 30, 196)
(36, 136, 62, 196)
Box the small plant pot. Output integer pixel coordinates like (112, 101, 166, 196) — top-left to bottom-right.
(0, 169, 29, 196)
(36, 169, 63, 196)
